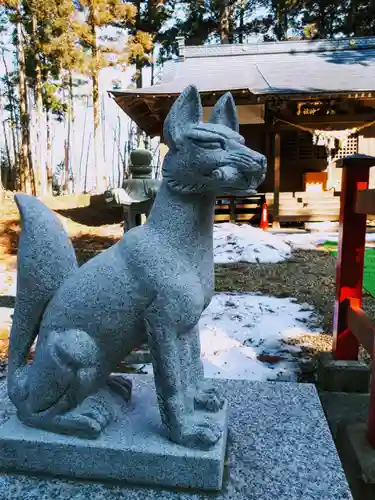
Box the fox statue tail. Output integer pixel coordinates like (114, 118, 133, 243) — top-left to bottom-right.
(8, 194, 78, 403)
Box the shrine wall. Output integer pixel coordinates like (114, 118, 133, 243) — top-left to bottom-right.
(239, 124, 375, 194)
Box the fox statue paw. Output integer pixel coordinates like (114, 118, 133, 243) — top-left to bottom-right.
(194, 384, 225, 413)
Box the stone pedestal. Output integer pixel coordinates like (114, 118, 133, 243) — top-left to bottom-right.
(338, 422, 375, 500)
(0, 377, 352, 499)
(317, 352, 370, 393)
(0, 378, 227, 491)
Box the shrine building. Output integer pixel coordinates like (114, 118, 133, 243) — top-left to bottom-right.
(111, 36, 375, 225)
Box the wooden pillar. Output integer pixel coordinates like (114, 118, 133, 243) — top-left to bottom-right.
(333, 155, 375, 360)
(264, 128, 271, 169)
(229, 197, 236, 223)
(272, 131, 281, 229)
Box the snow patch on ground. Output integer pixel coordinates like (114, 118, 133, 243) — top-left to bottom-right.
(214, 223, 292, 264)
(200, 293, 316, 381)
(213, 222, 375, 264)
(0, 269, 16, 332)
(139, 293, 317, 382)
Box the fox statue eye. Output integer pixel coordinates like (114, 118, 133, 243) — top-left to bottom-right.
(201, 141, 225, 150)
(191, 139, 226, 151)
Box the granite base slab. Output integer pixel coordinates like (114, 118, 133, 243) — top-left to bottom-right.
(0, 377, 353, 499)
(0, 379, 227, 491)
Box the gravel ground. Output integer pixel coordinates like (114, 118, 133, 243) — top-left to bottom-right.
(216, 247, 375, 367)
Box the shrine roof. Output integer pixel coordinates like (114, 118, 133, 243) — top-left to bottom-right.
(110, 36, 375, 136)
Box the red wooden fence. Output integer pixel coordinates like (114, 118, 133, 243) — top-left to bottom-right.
(333, 153, 375, 447)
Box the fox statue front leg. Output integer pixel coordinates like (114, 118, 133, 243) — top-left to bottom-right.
(145, 299, 223, 450)
(180, 325, 225, 413)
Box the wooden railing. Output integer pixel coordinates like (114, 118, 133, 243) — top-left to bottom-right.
(215, 195, 264, 223)
(333, 154, 375, 447)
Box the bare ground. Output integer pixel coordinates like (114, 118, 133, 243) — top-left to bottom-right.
(0, 192, 124, 270)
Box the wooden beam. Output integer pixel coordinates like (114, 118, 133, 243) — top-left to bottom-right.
(264, 91, 375, 102)
(272, 131, 281, 229)
(347, 304, 375, 357)
(275, 112, 375, 127)
(356, 189, 375, 215)
(347, 302, 375, 448)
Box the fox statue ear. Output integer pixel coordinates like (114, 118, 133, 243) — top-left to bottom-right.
(163, 85, 203, 149)
(209, 92, 239, 133)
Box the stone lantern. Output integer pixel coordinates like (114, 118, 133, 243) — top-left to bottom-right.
(105, 148, 161, 232)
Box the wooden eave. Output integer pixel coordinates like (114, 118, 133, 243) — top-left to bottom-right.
(110, 88, 375, 137)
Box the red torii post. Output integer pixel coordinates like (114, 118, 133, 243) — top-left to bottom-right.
(333, 154, 375, 360)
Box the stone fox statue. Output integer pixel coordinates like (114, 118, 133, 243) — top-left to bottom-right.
(8, 85, 266, 450)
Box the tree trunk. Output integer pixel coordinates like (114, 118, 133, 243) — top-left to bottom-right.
(135, 60, 143, 148)
(135, 0, 143, 146)
(0, 73, 10, 190)
(220, 1, 230, 44)
(69, 71, 75, 193)
(0, 154, 3, 199)
(63, 72, 74, 194)
(2, 120, 11, 189)
(239, 4, 245, 43)
(1, 50, 20, 189)
(92, 67, 103, 192)
(64, 138, 70, 193)
(317, 4, 327, 38)
(91, 23, 105, 193)
(151, 48, 155, 85)
(32, 13, 46, 195)
(78, 96, 88, 192)
(274, 0, 288, 40)
(16, 19, 27, 192)
(46, 110, 53, 195)
(16, 8, 35, 195)
(136, 0, 143, 88)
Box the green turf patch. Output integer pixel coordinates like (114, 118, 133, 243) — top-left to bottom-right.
(322, 241, 375, 297)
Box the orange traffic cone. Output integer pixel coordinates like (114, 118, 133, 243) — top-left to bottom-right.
(260, 201, 269, 230)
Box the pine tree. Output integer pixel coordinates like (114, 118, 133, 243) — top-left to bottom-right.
(0, 0, 35, 193)
(20, 0, 83, 195)
(1, 0, 74, 195)
(16, 3, 35, 194)
(306, 0, 375, 38)
(73, 0, 137, 193)
(344, 0, 375, 36)
(42, 82, 67, 194)
(164, 1, 259, 50)
(0, 55, 20, 189)
(300, 0, 344, 38)
(31, 0, 85, 194)
(125, 1, 176, 87)
(0, 13, 20, 189)
(258, 0, 375, 41)
(121, 1, 176, 149)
